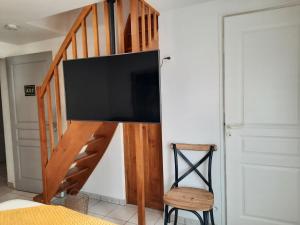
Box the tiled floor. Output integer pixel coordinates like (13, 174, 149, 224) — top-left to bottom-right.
(87, 200, 168, 225)
(0, 168, 169, 225)
(0, 163, 180, 224)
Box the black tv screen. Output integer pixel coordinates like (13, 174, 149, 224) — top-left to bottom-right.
(63, 50, 160, 123)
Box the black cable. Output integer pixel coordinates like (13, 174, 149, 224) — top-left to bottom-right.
(160, 56, 171, 68)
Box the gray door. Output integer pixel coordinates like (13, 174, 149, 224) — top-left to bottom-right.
(6, 52, 52, 193)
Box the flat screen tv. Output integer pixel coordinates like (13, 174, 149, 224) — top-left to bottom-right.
(63, 50, 160, 123)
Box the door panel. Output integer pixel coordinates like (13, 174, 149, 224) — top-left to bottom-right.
(6, 52, 52, 193)
(225, 6, 300, 225)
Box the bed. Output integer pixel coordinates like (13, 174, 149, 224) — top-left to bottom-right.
(0, 199, 115, 225)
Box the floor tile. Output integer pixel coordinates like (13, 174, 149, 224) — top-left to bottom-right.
(88, 198, 100, 208)
(104, 216, 126, 225)
(0, 193, 19, 203)
(11, 190, 36, 198)
(128, 209, 162, 225)
(89, 201, 117, 216)
(155, 218, 164, 225)
(107, 204, 137, 221)
(88, 212, 105, 219)
(15, 195, 34, 201)
(0, 186, 12, 195)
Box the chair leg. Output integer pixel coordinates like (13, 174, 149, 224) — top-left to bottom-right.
(174, 209, 178, 225)
(210, 209, 215, 225)
(164, 205, 169, 225)
(203, 211, 209, 225)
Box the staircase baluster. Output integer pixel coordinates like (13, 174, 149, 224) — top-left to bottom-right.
(46, 84, 55, 152)
(147, 7, 151, 48)
(54, 66, 62, 139)
(63, 50, 67, 61)
(131, 0, 139, 52)
(103, 1, 111, 55)
(81, 19, 88, 58)
(153, 13, 158, 48)
(116, 0, 125, 54)
(72, 34, 78, 59)
(92, 4, 100, 57)
(141, 1, 146, 50)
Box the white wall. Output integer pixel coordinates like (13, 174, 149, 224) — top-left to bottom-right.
(2, 0, 300, 223)
(0, 42, 17, 58)
(159, 0, 300, 224)
(0, 41, 18, 184)
(82, 125, 126, 200)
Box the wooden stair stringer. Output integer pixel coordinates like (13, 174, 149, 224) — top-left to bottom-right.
(44, 121, 103, 202)
(66, 122, 118, 192)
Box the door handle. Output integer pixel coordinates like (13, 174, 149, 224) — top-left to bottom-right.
(225, 124, 243, 137)
(225, 124, 243, 129)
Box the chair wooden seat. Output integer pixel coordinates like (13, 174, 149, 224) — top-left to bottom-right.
(163, 187, 214, 211)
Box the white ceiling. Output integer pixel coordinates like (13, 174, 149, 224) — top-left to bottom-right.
(147, 0, 211, 11)
(0, 0, 209, 45)
(0, 0, 99, 44)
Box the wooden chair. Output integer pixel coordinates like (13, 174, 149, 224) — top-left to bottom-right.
(163, 143, 216, 225)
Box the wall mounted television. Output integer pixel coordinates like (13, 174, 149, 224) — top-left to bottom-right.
(63, 50, 160, 123)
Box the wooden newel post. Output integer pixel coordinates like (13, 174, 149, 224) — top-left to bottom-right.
(135, 124, 146, 225)
(36, 86, 49, 203)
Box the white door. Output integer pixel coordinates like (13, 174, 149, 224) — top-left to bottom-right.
(6, 52, 52, 193)
(225, 6, 300, 225)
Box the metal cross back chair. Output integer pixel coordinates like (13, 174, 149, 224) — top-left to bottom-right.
(163, 143, 216, 225)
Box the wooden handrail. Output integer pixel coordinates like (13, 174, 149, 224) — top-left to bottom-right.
(39, 5, 93, 96)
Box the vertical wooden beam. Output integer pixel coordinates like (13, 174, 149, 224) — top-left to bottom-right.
(131, 1, 146, 224)
(147, 8, 152, 49)
(72, 34, 78, 59)
(103, 1, 111, 55)
(131, 0, 139, 52)
(54, 66, 62, 139)
(82, 19, 88, 57)
(116, 0, 125, 53)
(92, 4, 100, 57)
(141, 1, 146, 50)
(135, 124, 146, 225)
(36, 87, 48, 203)
(46, 84, 55, 152)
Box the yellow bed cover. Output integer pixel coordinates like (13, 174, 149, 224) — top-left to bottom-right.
(0, 205, 116, 225)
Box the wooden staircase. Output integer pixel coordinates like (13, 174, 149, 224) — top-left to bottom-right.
(34, 0, 161, 205)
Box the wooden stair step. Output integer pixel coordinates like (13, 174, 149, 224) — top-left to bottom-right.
(86, 135, 105, 145)
(57, 181, 78, 194)
(65, 167, 89, 180)
(74, 152, 98, 164)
